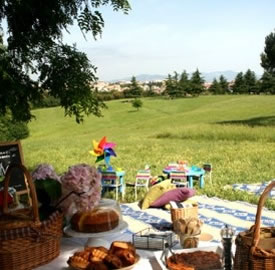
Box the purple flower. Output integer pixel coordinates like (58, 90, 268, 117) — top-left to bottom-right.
(32, 163, 60, 182)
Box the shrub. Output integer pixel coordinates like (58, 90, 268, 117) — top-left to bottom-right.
(0, 114, 29, 141)
(132, 98, 143, 110)
(32, 94, 60, 108)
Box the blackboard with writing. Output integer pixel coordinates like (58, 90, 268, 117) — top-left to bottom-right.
(0, 141, 26, 193)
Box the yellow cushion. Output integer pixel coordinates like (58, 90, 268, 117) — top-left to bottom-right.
(141, 179, 175, 210)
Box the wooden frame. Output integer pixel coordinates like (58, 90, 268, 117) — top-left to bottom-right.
(0, 141, 27, 195)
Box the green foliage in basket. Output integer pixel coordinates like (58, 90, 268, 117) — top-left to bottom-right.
(35, 178, 62, 206)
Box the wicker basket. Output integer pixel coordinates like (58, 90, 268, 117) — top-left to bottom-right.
(171, 204, 198, 224)
(0, 164, 63, 270)
(234, 180, 275, 270)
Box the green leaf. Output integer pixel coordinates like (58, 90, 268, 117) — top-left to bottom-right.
(35, 179, 62, 205)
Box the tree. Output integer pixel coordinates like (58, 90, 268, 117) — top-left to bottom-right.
(261, 30, 275, 74)
(164, 72, 179, 98)
(178, 70, 190, 96)
(209, 78, 222, 95)
(0, 0, 131, 123)
(232, 72, 245, 94)
(244, 69, 258, 94)
(132, 98, 143, 111)
(189, 69, 205, 95)
(260, 71, 275, 94)
(260, 30, 275, 95)
(219, 75, 229, 94)
(124, 76, 143, 98)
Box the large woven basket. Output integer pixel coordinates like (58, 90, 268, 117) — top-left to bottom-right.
(0, 164, 63, 270)
(234, 180, 275, 270)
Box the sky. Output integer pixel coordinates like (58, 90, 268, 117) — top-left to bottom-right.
(62, 1, 274, 81)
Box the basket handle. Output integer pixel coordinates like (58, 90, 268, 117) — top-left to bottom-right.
(3, 163, 40, 225)
(251, 180, 275, 251)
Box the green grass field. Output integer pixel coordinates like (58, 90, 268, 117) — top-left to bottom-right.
(22, 95, 275, 209)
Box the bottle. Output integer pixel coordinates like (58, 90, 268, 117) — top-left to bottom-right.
(220, 224, 235, 270)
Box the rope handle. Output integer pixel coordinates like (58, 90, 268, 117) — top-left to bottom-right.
(251, 180, 275, 253)
(2, 163, 41, 225)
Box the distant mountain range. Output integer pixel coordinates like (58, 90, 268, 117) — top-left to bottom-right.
(109, 70, 261, 83)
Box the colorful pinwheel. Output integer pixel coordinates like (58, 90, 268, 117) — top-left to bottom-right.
(90, 136, 116, 169)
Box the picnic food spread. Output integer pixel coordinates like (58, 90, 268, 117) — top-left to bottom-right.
(71, 207, 120, 233)
(166, 250, 222, 270)
(67, 241, 138, 270)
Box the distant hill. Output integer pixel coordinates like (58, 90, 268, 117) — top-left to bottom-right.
(109, 70, 260, 83)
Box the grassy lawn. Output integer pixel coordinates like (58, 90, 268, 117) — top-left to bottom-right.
(22, 95, 275, 209)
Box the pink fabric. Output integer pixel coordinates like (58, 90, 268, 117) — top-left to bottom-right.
(150, 187, 195, 208)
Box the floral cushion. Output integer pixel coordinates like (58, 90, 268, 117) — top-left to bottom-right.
(150, 187, 195, 208)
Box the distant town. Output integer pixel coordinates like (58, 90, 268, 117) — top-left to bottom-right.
(94, 78, 233, 94)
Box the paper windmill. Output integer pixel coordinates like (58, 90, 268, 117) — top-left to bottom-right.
(90, 136, 116, 169)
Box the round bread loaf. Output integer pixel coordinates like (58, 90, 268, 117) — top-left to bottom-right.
(71, 208, 120, 233)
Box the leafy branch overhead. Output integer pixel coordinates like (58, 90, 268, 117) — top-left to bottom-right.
(0, 0, 131, 123)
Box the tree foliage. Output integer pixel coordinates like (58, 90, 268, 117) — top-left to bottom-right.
(164, 72, 180, 98)
(260, 71, 275, 94)
(189, 69, 205, 95)
(219, 75, 229, 94)
(124, 76, 143, 98)
(232, 72, 245, 94)
(209, 78, 222, 95)
(131, 98, 143, 111)
(0, 0, 131, 123)
(243, 69, 258, 93)
(261, 30, 275, 74)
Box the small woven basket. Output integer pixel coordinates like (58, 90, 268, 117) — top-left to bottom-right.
(171, 204, 198, 223)
(234, 180, 275, 270)
(0, 164, 63, 270)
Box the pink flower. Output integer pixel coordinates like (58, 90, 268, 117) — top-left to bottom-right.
(60, 164, 101, 215)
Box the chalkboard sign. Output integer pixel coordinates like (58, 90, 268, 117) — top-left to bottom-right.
(0, 141, 27, 194)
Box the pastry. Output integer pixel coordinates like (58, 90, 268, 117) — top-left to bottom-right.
(104, 254, 123, 269)
(67, 255, 90, 269)
(109, 241, 136, 255)
(71, 208, 119, 233)
(87, 262, 108, 270)
(109, 241, 136, 266)
(166, 250, 222, 270)
(67, 241, 137, 269)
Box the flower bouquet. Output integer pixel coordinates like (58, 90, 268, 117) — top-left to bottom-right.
(60, 163, 101, 218)
(32, 163, 102, 221)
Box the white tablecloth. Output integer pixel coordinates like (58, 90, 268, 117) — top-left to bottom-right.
(36, 233, 162, 270)
(36, 232, 222, 270)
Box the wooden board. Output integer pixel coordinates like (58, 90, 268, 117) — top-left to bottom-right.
(0, 141, 27, 194)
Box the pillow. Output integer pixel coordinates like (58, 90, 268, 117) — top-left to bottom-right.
(150, 187, 195, 208)
(140, 179, 176, 210)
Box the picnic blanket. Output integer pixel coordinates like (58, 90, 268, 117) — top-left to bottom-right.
(232, 180, 275, 198)
(121, 195, 275, 243)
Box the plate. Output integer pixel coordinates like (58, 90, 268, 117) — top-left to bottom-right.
(199, 232, 214, 242)
(154, 245, 223, 270)
(64, 220, 128, 238)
